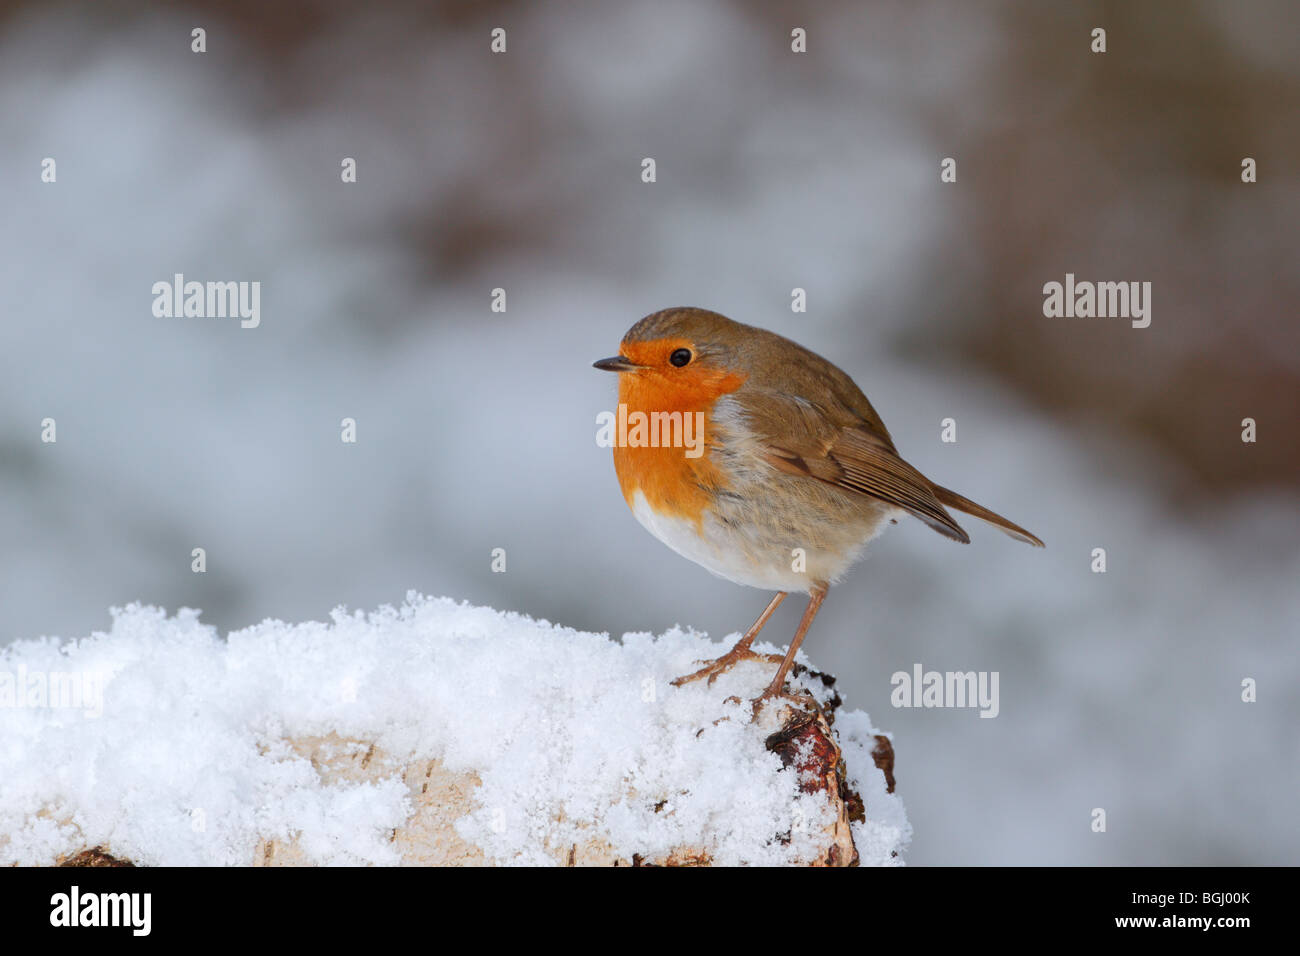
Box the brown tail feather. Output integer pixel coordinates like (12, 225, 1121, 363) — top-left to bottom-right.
(930, 485, 1044, 547)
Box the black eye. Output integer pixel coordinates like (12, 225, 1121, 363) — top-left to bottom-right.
(669, 348, 692, 367)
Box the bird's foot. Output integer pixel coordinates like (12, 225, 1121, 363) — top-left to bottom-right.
(747, 685, 820, 717)
(671, 645, 784, 687)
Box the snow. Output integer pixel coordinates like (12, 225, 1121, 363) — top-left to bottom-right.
(0, 595, 908, 867)
(4, 5, 1292, 867)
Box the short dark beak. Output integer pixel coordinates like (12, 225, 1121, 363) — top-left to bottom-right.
(593, 355, 639, 372)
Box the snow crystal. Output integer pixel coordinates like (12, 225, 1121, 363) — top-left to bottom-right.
(0, 594, 909, 866)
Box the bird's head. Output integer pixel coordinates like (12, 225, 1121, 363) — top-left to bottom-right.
(593, 307, 754, 405)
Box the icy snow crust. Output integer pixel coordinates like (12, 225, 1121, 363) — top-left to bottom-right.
(0, 594, 909, 866)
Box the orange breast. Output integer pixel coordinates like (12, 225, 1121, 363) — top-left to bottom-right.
(612, 366, 746, 528)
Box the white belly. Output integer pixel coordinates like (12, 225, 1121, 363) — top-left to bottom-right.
(629, 489, 893, 593)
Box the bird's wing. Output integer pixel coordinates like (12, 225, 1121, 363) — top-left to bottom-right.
(742, 387, 971, 544)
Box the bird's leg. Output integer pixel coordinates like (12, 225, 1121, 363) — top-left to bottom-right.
(671, 592, 787, 686)
(752, 584, 828, 711)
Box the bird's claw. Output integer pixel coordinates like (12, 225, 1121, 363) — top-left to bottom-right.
(670, 646, 784, 687)
(749, 687, 820, 716)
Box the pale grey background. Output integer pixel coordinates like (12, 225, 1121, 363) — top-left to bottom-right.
(2, 0, 1297, 864)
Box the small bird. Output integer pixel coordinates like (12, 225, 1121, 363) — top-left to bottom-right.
(595, 307, 1043, 709)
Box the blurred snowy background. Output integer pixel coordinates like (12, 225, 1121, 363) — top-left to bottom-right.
(2, 0, 1297, 864)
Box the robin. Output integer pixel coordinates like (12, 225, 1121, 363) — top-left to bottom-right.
(594, 307, 1043, 710)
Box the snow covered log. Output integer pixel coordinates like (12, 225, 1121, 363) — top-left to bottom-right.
(0, 595, 909, 866)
